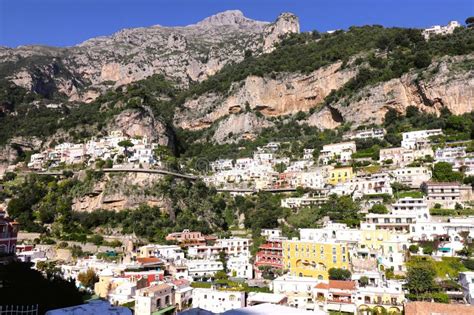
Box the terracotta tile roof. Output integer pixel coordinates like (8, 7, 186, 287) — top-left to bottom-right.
(315, 280, 356, 291)
(405, 302, 474, 315)
(136, 257, 162, 265)
(172, 279, 189, 287)
(144, 283, 172, 293)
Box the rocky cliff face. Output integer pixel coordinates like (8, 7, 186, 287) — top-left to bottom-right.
(72, 172, 170, 212)
(110, 107, 175, 149)
(0, 10, 299, 102)
(177, 54, 473, 139)
(212, 112, 275, 144)
(175, 61, 357, 131)
(329, 55, 474, 126)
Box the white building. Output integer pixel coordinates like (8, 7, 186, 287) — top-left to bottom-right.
(272, 275, 320, 310)
(28, 153, 46, 170)
(216, 238, 250, 257)
(210, 159, 233, 172)
(343, 128, 385, 141)
(319, 142, 356, 165)
(423, 20, 461, 39)
(331, 173, 392, 198)
(296, 171, 325, 189)
(281, 192, 329, 209)
(185, 259, 224, 279)
(459, 272, 474, 305)
(390, 167, 432, 188)
(261, 229, 282, 239)
(227, 253, 253, 279)
(192, 288, 245, 313)
(401, 129, 443, 149)
(299, 222, 361, 243)
(303, 149, 315, 160)
(137, 244, 184, 262)
(379, 147, 434, 167)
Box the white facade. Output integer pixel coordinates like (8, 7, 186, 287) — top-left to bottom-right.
(261, 229, 282, 239)
(423, 21, 461, 39)
(299, 223, 361, 243)
(319, 142, 356, 165)
(227, 253, 253, 279)
(379, 147, 434, 167)
(343, 128, 385, 141)
(390, 167, 432, 188)
(331, 173, 392, 198)
(460, 272, 474, 305)
(216, 238, 250, 257)
(185, 259, 224, 279)
(272, 275, 320, 309)
(281, 192, 329, 209)
(272, 275, 320, 295)
(138, 244, 184, 262)
(401, 129, 443, 149)
(192, 288, 245, 313)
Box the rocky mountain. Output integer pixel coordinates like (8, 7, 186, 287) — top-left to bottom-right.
(174, 61, 357, 131)
(0, 10, 299, 102)
(0, 12, 473, 161)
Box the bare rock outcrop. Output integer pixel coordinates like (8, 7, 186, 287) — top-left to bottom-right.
(0, 11, 300, 102)
(175, 61, 357, 130)
(72, 172, 169, 212)
(332, 55, 474, 126)
(213, 112, 275, 144)
(263, 12, 300, 53)
(110, 107, 175, 148)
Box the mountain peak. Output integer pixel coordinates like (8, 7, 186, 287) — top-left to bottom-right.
(195, 10, 267, 27)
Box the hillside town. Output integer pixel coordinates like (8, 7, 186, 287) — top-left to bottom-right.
(2, 121, 474, 314)
(1, 1, 474, 314)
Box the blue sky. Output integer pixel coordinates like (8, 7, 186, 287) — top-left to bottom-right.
(0, 0, 472, 48)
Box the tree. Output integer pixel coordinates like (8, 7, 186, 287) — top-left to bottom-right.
(328, 268, 351, 280)
(274, 162, 287, 173)
(118, 139, 134, 149)
(409, 244, 419, 254)
(3, 171, 17, 181)
(406, 263, 437, 295)
(0, 262, 83, 314)
(359, 276, 369, 287)
(466, 17, 474, 27)
(214, 270, 228, 281)
(320, 195, 361, 227)
(118, 139, 134, 157)
(218, 251, 228, 273)
(414, 51, 432, 69)
(77, 268, 98, 290)
(432, 162, 463, 182)
(369, 204, 388, 214)
(457, 246, 473, 257)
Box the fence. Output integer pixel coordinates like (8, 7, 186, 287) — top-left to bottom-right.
(0, 305, 38, 315)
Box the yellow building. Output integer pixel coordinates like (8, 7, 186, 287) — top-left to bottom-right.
(359, 229, 409, 255)
(282, 240, 350, 280)
(328, 167, 354, 185)
(357, 228, 410, 274)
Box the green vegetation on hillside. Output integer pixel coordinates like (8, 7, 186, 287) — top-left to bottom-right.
(0, 74, 176, 145)
(0, 26, 473, 148)
(177, 26, 474, 106)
